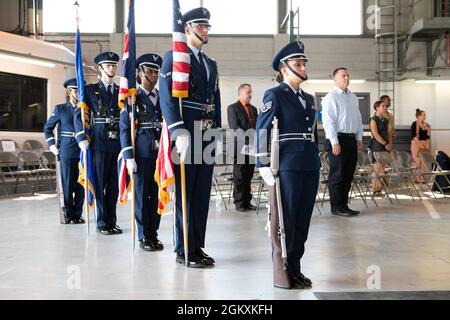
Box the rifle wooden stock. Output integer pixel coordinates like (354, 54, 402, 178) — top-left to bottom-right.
(269, 117, 291, 289)
(55, 154, 69, 224)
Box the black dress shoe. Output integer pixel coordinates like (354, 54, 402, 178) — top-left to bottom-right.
(235, 206, 247, 212)
(196, 248, 215, 265)
(331, 207, 352, 217)
(298, 273, 312, 287)
(139, 239, 157, 251)
(176, 252, 205, 268)
(148, 235, 164, 250)
(343, 206, 360, 215)
(97, 226, 115, 235)
(71, 217, 85, 224)
(110, 225, 123, 234)
(246, 204, 257, 210)
(289, 274, 306, 289)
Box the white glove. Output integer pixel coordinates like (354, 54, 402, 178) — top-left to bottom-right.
(78, 140, 89, 151)
(49, 145, 59, 156)
(259, 167, 275, 186)
(126, 158, 137, 173)
(176, 133, 190, 160)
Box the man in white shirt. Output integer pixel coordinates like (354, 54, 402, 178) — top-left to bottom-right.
(322, 67, 363, 217)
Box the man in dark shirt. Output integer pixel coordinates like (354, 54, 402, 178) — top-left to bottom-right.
(227, 83, 258, 211)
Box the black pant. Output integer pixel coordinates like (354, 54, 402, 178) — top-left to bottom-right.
(232, 156, 255, 208)
(93, 151, 119, 228)
(325, 135, 357, 209)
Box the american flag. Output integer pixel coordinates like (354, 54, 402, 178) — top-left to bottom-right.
(171, 0, 190, 98)
(117, 150, 131, 205)
(117, 0, 135, 204)
(118, 0, 137, 109)
(154, 121, 175, 214)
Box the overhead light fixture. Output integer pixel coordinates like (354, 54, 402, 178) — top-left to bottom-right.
(415, 80, 450, 84)
(0, 53, 55, 68)
(306, 79, 366, 84)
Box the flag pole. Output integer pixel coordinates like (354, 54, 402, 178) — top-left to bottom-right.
(179, 97, 189, 267)
(130, 94, 137, 251)
(81, 108, 90, 234)
(74, 1, 90, 234)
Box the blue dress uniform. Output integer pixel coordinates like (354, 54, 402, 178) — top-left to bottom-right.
(119, 53, 163, 250)
(159, 7, 221, 266)
(75, 52, 122, 234)
(255, 41, 320, 287)
(44, 78, 85, 223)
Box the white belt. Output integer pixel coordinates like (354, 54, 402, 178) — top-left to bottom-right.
(61, 131, 75, 137)
(279, 133, 314, 142)
(93, 117, 120, 124)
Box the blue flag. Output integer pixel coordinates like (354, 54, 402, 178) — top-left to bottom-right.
(75, 20, 95, 208)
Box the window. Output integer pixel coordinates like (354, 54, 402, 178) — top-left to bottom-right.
(292, 0, 363, 35)
(203, 0, 276, 34)
(133, 0, 199, 34)
(133, 0, 276, 34)
(43, 0, 114, 33)
(0, 72, 47, 132)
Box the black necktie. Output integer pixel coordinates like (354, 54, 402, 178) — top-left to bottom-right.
(296, 91, 306, 109)
(198, 52, 207, 81)
(148, 91, 156, 98)
(106, 84, 112, 106)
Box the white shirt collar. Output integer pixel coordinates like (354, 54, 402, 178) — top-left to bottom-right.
(101, 79, 114, 91)
(283, 81, 302, 96)
(187, 43, 202, 61)
(140, 86, 157, 96)
(335, 86, 351, 94)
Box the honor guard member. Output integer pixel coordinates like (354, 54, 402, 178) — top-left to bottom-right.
(75, 52, 122, 235)
(119, 53, 164, 251)
(159, 7, 221, 267)
(255, 41, 320, 289)
(44, 78, 85, 224)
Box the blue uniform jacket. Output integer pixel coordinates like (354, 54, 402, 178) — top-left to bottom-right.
(159, 49, 221, 138)
(255, 82, 320, 172)
(75, 81, 121, 153)
(119, 87, 163, 160)
(44, 102, 81, 158)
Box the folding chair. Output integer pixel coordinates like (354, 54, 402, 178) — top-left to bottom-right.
(318, 152, 330, 207)
(419, 152, 450, 198)
(22, 139, 44, 158)
(351, 151, 378, 207)
(373, 151, 418, 203)
(19, 151, 54, 191)
(0, 151, 34, 195)
(0, 139, 21, 157)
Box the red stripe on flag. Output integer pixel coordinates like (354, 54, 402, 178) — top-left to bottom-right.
(173, 62, 191, 74)
(172, 81, 189, 90)
(173, 41, 189, 53)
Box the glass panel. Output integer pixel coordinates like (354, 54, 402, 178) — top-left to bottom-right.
(0, 73, 20, 130)
(292, 0, 363, 35)
(21, 77, 47, 131)
(203, 0, 276, 34)
(43, 0, 114, 33)
(133, 0, 200, 34)
(0, 72, 47, 132)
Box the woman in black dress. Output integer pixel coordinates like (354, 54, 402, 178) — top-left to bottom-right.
(411, 108, 431, 183)
(368, 100, 392, 196)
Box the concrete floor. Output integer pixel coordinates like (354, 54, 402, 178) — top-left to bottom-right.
(0, 192, 449, 300)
